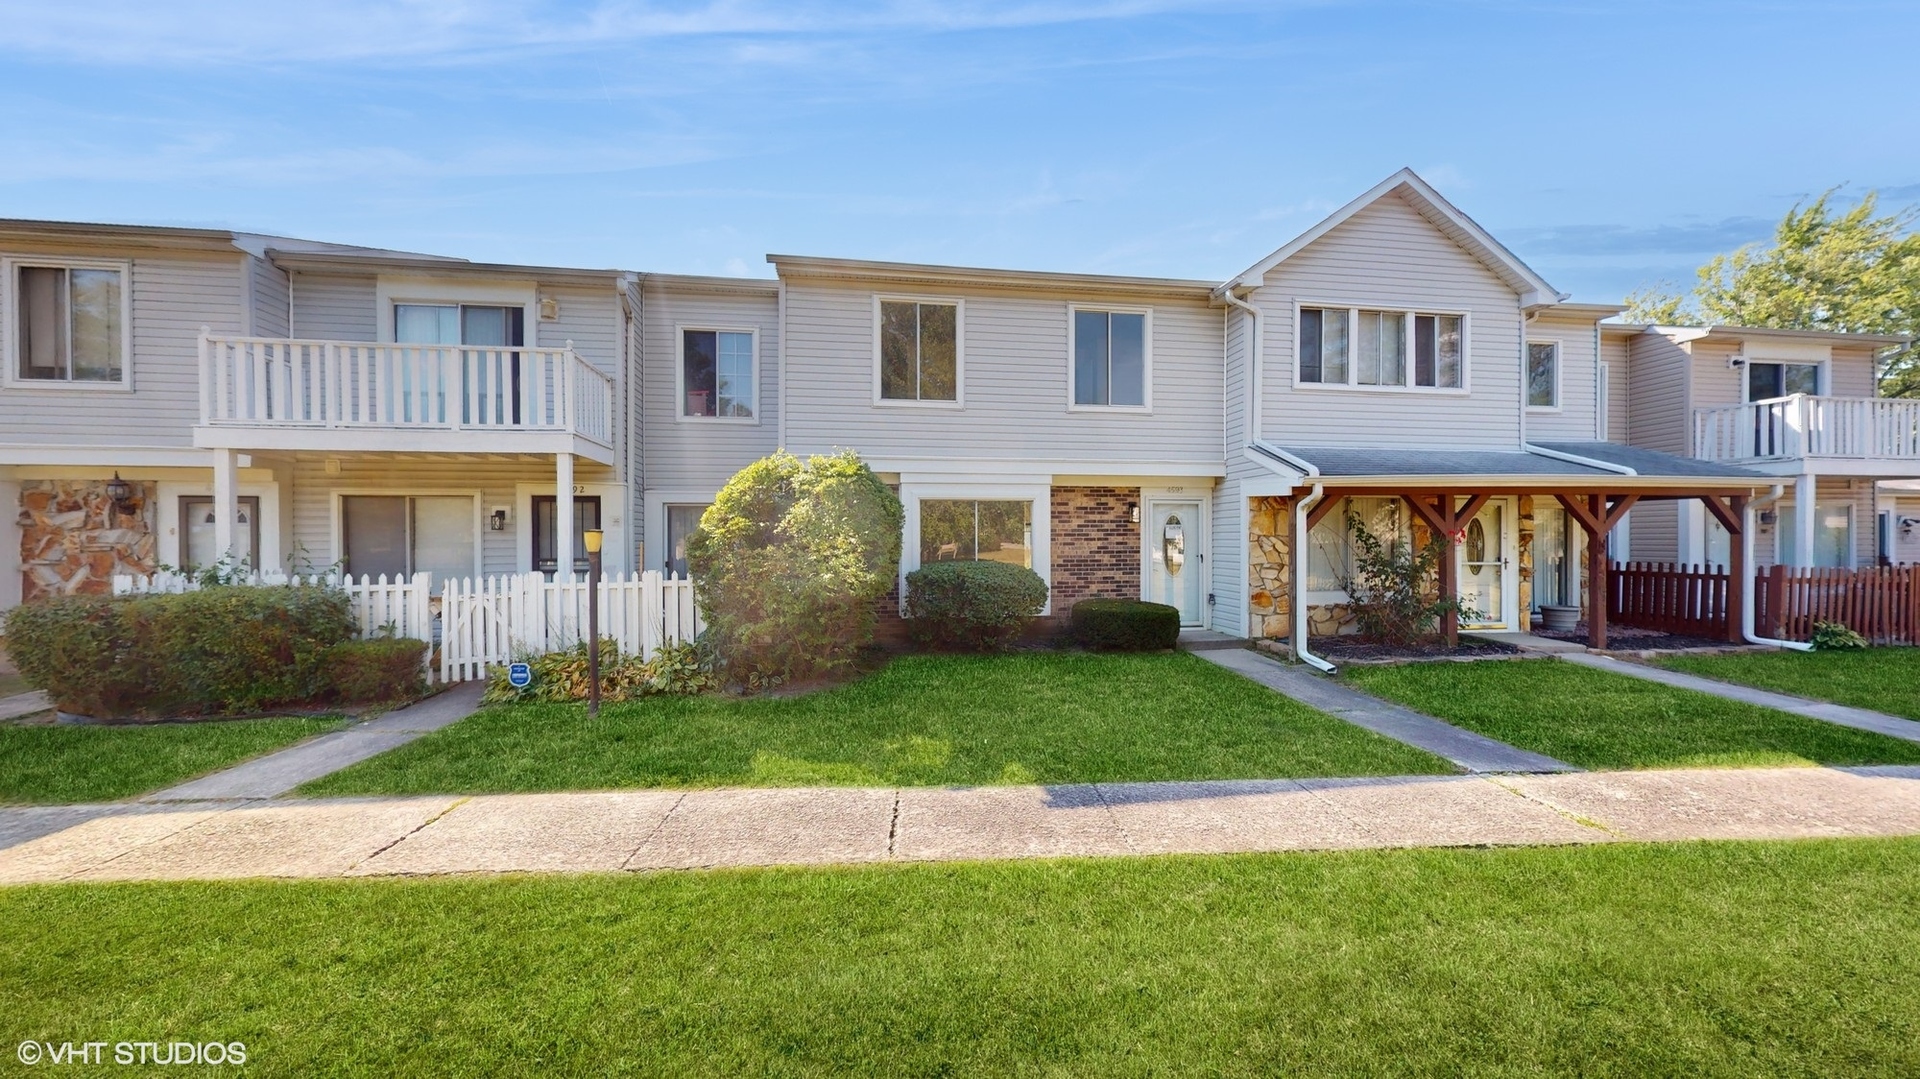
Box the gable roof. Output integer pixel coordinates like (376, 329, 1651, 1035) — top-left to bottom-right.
(1217, 168, 1566, 308)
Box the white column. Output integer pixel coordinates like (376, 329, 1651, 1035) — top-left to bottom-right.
(212, 448, 238, 563)
(555, 452, 575, 581)
(1793, 472, 1816, 568)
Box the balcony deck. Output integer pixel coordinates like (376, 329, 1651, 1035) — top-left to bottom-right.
(1693, 394, 1920, 476)
(192, 332, 618, 462)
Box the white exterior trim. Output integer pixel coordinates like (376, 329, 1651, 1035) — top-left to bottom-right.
(1064, 302, 1154, 413)
(1139, 484, 1209, 626)
(899, 481, 1052, 614)
(643, 486, 722, 575)
(328, 488, 485, 580)
(1290, 299, 1473, 395)
(672, 324, 761, 424)
(871, 293, 966, 409)
(513, 480, 631, 575)
(372, 276, 537, 343)
(1, 255, 135, 392)
(1526, 338, 1562, 412)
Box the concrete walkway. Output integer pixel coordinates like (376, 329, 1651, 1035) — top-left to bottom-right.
(1197, 648, 1579, 773)
(1559, 653, 1920, 744)
(3, 765, 1918, 883)
(142, 684, 486, 802)
(0, 690, 52, 722)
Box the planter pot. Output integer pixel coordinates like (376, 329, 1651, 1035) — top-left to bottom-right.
(1539, 605, 1581, 633)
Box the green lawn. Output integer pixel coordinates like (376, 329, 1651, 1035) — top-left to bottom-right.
(1656, 647, 1920, 720)
(1345, 657, 1920, 771)
(306, 652, 1450, 796)
(0, 718, 343, 805)
(4, 839, 1917, 1075)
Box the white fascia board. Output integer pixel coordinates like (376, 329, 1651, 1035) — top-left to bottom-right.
(0, 445, 220, 468)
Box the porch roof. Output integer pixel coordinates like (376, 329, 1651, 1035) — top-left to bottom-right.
(1269, 441, 1766, 487)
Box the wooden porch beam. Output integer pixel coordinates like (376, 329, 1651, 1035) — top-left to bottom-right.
(1601, 493, 1640, 533)
(1699, 493, 1742, 535)
(1306, 493, 1344, 533)
(1400, 491, 1450, 536)
(1554, 492, 1605, 537)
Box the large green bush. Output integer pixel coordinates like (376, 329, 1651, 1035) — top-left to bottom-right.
(480, 640, 717, 704)
(687, 450, 903, 682)
(4, 587, 355, 717)
(326, 638, 428, 703)
(1071, 598, 1181, 651)
(905, 561, 1049, 651)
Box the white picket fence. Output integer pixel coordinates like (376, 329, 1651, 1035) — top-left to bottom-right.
(112, 570, 434, 644)
(440, 571, 700, 683)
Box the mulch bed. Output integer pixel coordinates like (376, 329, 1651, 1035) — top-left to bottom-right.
(1307, 636, 1523, 663)
(1530, 622, 1732, 651)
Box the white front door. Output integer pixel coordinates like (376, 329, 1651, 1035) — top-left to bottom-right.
(1147, 500, 1203, 626)
(1457, 498, 1512, 630)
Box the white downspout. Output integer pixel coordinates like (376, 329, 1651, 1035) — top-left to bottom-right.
(1292, 483, 1336, 673)
(1743, 483, 1812, 651)
(1219, 290, 1262, 446)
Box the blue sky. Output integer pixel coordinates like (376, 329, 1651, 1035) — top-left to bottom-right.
(1, 1, 1915, 301)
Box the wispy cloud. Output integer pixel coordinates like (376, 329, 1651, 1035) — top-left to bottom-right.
(0, 0, 1259, 66)
(1501, 218, 1775, 259)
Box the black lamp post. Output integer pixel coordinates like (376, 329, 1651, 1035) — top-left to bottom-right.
(583, 528, 604, 718)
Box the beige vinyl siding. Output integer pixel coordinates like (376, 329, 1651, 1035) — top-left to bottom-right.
(535, 285, 620, 380)
(1892, 496, 1920, 564)
(1626, 332, 1691, 455)
(1830, 345, 1878, 397)
(1601, 333, 1631, 441)
(1524, 313, 1601, 441)
(0, 247, 245, 447)
(1688, 339, 1744, 410)
(287, 456, 620, 580)
(1630, 500, 1680, 563)
(1252, 192, 1524, 448)
(248, 256, 290, 339)
(778, 279, 1222, 466)
(641, 280, 780, 492)
(289, 272, 377, 341)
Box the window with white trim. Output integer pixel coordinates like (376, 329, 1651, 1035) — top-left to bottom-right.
(879, 299, 958, 402)
(10, 261, 128, 384)
(1298, 306, 1463, 389)
(1305, 496, 1409, 593)
(1527, 341, 1559, 408)
(1747, 361, 1819, 401)
(919, 499, 1032, 568)
(681, 329, 755, 418)
(1071, 307, 1147, 408)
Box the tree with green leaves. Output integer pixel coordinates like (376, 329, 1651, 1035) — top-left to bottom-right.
(1623, 190, 1920, 396)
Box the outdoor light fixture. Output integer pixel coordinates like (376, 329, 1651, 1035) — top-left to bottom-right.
(1128, 502, 1140, 524)
(583, 528, 605, 718)
(489, 508, 509, 531)
(1759, 510, 1778, 526)
(104, 473, 136, 514)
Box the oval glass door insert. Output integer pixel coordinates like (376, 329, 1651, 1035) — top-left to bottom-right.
(1465, 518, 1486, 566)
(1162, 515, 1185, 575)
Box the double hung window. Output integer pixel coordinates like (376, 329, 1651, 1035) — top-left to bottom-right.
(879, 300, 959, 402)
(11, 261, 127, 385)
(682, 330, 755, 418)
(1071, 308, 1147, 408)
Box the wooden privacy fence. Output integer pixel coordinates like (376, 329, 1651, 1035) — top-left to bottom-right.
(1755, 564, 1920, 645)
(1608, 562, 1920, 644)
(113, 570, 434, 645)
(440, 571, 701, 683)
(1608, 562, 1731, 638)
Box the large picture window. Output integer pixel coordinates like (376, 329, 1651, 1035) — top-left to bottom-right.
(1306, 496, 1407, 593)
(1299, 306, 1463, 390)
(682, 329, 755, 418)
(879, 299, 959, 402)
(341, 494, 475, 587)
(919, 499, 1032, 568)
(11, 261, 127, 384)
(1071, 308, 1147, 408)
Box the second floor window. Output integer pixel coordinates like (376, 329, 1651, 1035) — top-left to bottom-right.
(1072, 308, 1147, 408)
(1527, 342, 1559, 408)
(394, 304, 522, 347)
(879, 299, 958, 402)
(1748, 361, 1819, 401)
(1299, 306, 1463, 390)
(12, 262, 126, 384)
(682, 329, 755, 418)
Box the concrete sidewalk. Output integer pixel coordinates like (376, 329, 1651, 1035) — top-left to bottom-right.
(1197, 648, 1579, 773)
(142, 684, 486, 802)
(6, 765, 1916, 884)
(0, 690, 52, 722)
(1560, 653, 1920, 744)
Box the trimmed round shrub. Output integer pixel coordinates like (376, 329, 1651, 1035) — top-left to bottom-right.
(4, 585, 355, 717)
(687, 450, 903, 682)
(1071, 598, 1180, 651)
(326, 637, 428, 703)
(905, 561, 1049, 651)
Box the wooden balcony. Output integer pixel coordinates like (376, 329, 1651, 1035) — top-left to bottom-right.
(1693, 394, 1920, 475)
(193, 331, 617, 461)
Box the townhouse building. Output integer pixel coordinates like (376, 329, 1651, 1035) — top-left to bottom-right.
(4, 169, 1913, 659)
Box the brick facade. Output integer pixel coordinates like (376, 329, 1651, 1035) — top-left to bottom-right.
(1048, 485, 1142, 621)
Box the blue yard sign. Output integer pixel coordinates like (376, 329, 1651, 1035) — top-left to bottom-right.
(507, 662, 533, 689)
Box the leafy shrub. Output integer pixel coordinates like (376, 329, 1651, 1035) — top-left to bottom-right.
(905, 561, 1049, 651)
(1810, 621, 1869, 651)
(1338, 511, 1472, 647)
(4, 586, 354, 717)
(326, 638, 427, 703)
(688, 450, 903, 682)
(1071, 598, 1180, 651)
(480, 640, 717, 704)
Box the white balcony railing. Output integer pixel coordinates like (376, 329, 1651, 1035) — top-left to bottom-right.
(198, 332, 616, 447)
(1694, 394, 1920, 463)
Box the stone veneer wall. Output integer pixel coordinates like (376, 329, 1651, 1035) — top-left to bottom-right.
(18, 479, 157, 602)
(1048, 486, 1142, 622)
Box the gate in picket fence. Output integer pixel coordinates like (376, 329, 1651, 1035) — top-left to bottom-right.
(113, 570, 434, 645)
(439, 571, 700, 682)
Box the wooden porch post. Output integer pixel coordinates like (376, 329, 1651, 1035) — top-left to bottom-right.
(1701, 493, 1750, 644)
(1587, 493, 1609, 650)
(1436, 492, 1458, 648)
